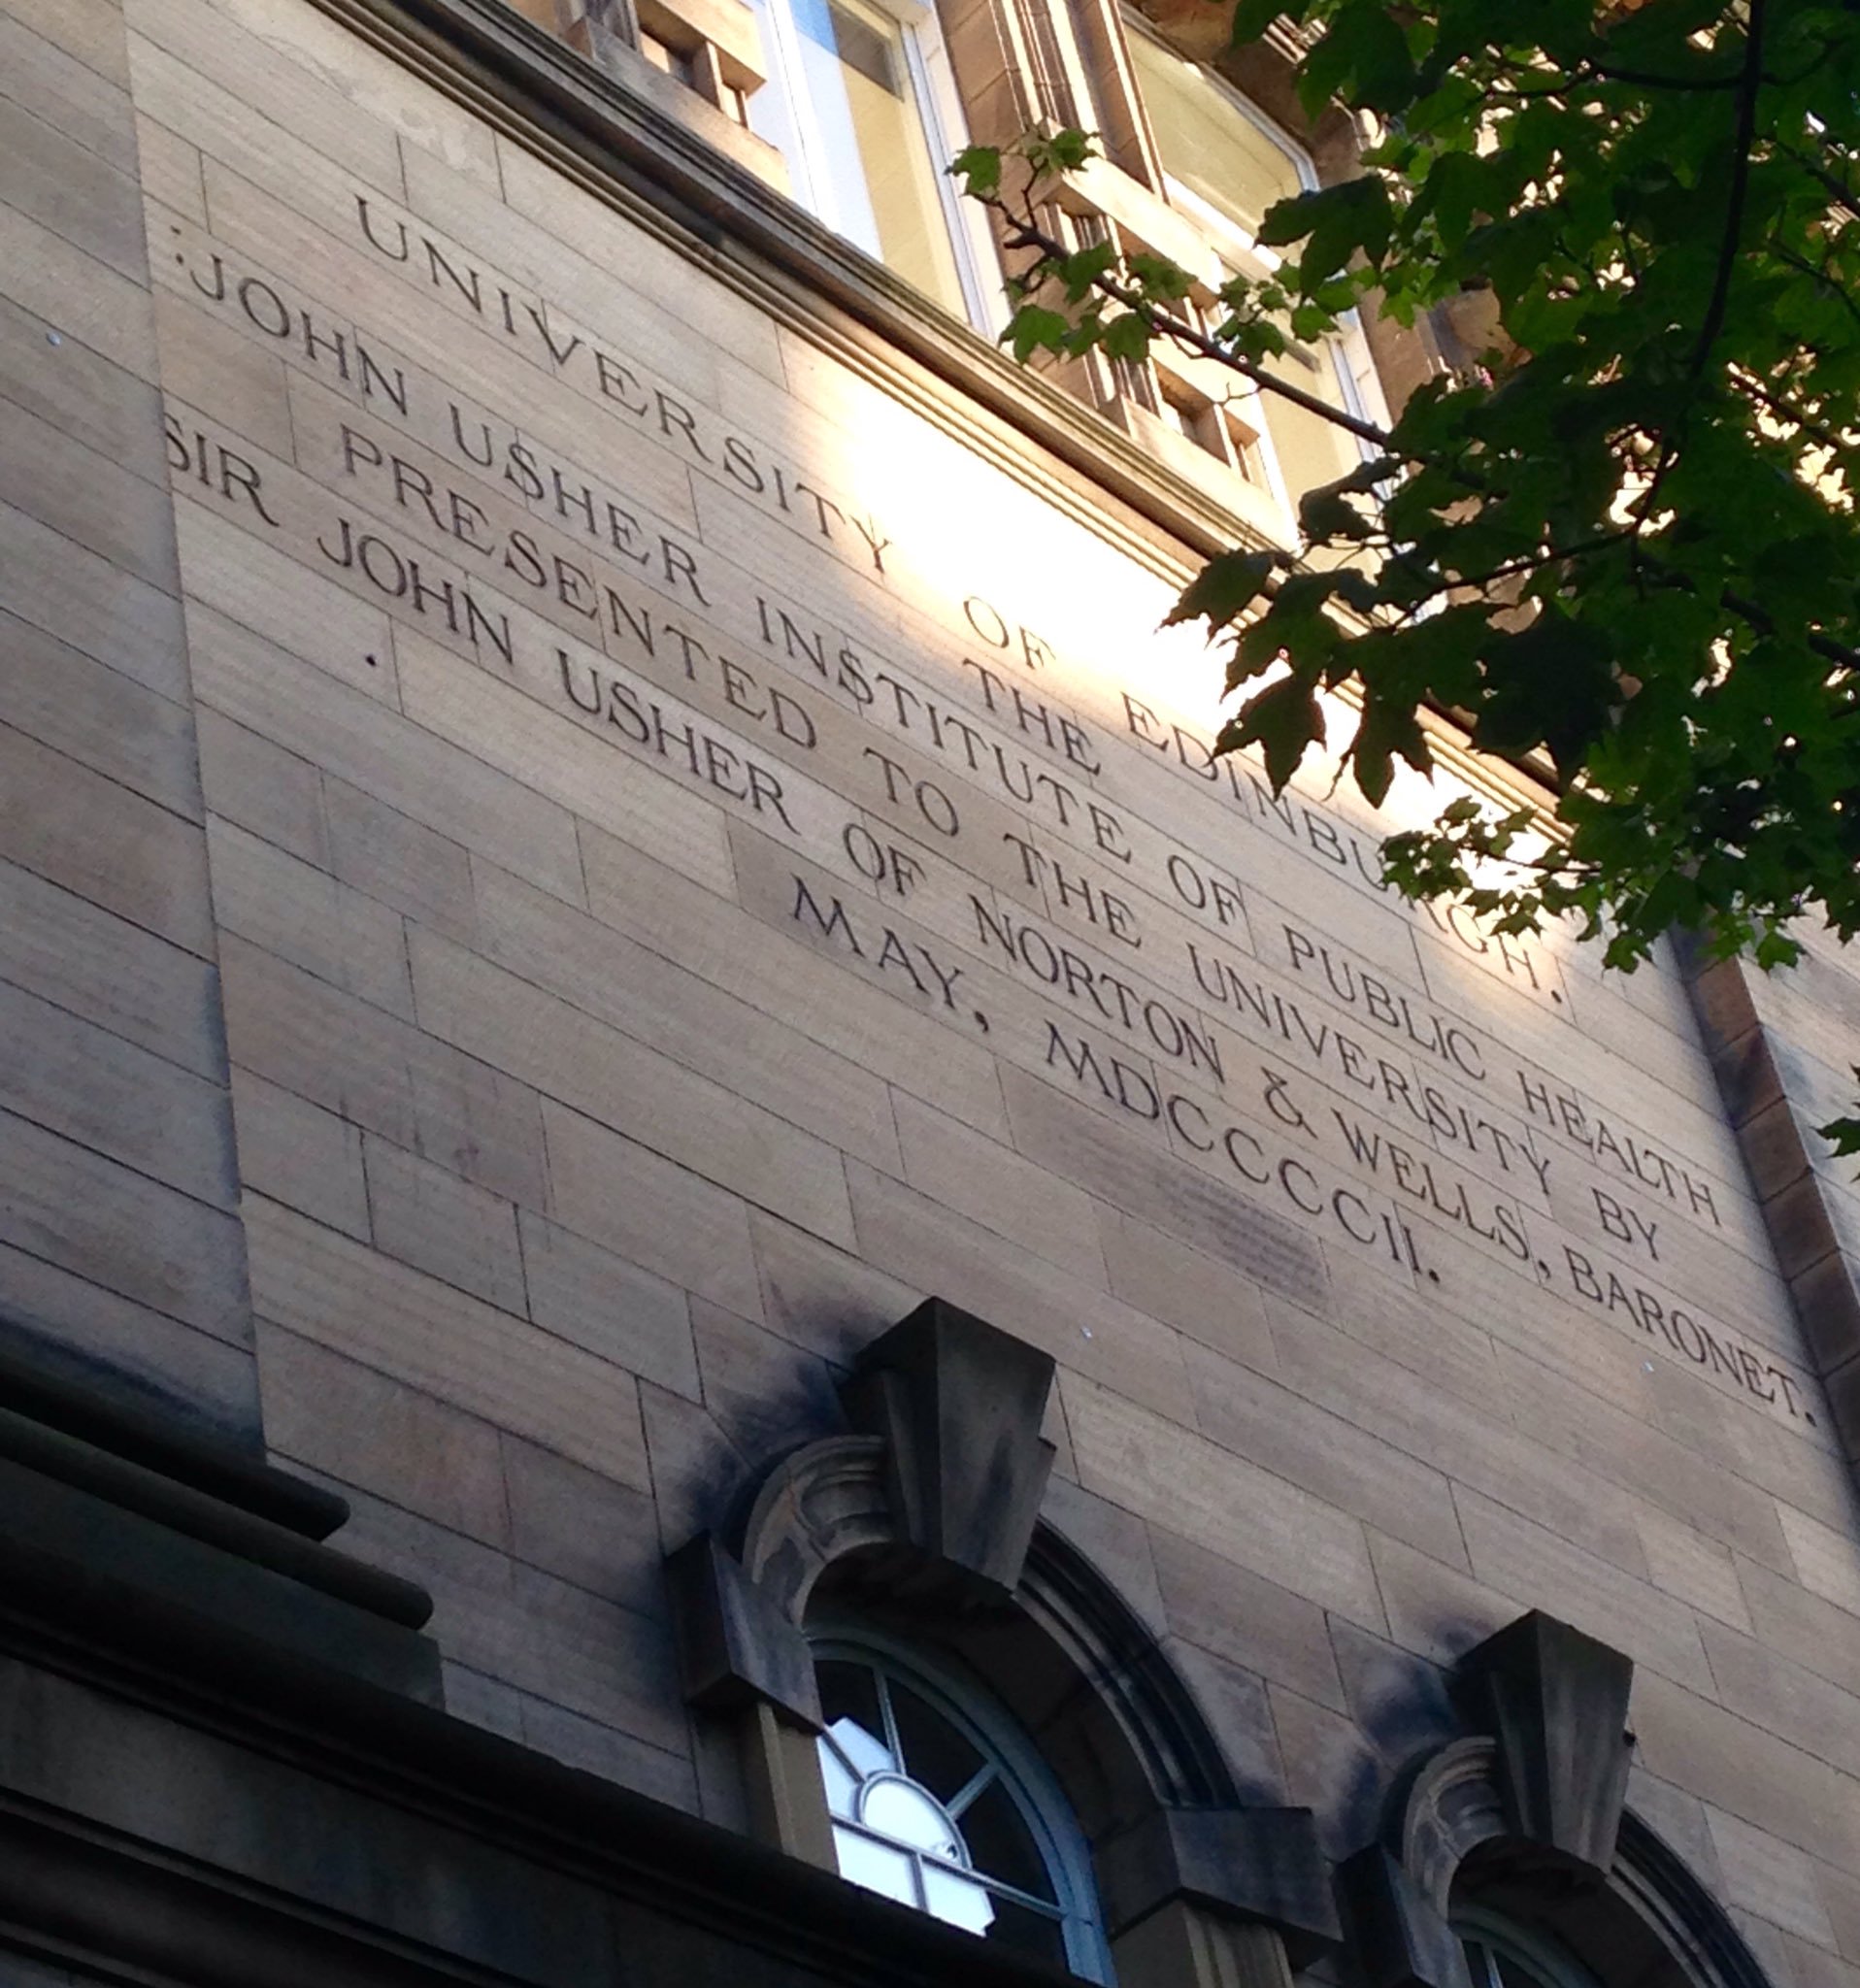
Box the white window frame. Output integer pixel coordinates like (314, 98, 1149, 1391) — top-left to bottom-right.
(748, 0, 1004, 330)
(812, 1631, 1113, 1982)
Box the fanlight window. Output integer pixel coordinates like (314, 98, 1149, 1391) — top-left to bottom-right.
(814, 1644, 1109, 1978)
(1456, 1908, 1608, 1988)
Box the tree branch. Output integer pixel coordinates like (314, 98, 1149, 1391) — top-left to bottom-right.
(1689, 0, 1767, 381)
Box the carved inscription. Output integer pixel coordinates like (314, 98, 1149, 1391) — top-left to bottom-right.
(151, 182, 1817, 1437)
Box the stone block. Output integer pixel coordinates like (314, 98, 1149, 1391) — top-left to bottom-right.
(502, 1435, 663, 1615)
(0, 859, 223, 1081)
(892, 1092, 1106, 1282)
(1634, 1505, 1753, 1635)
(747, 1209, 920, 1372)
(0, 1105, 249, 1343)
(1150, 1523, 1345, 1712)
(998, 1062, 1328, 1313)
(124, 0, 407, 193)
(6, 0, 131, 85)
(325, 778, 477, 944)
(1, 607, 199, 819)
(1707, 1806, 1841, 1950)
(209, 815, 415, 1018)
(0, 288, 159, 479)
(841, 1296, 1056, 1599)
(0, 205, 154, 382)
(151, 282, 296, 459)
(492, 856, 905, 1154)
(137, 113, 207, 222)
(257, 1322, 510, 1544)
(1777, 1501, 1860, 1618)
(0, 1245, 259, 1443)
(221, 935, 549, 1210)
(195, 707, 329, 868)
(1338, 1846, 1472, 1988)
(244, 1194, 650, 1491)
(1183, 1339, 1468, 1574)
(1063, 1371, 1385, 1631)
(542, 1099, 762, 1320)
(847, 1163, 1197, 1424)
(408, 925, 857, 1249)
(0, 90, 146, 280)
(517, 1209, 699, 1402)
(185, 602, 585, 905)
(1097, 1206, 1278, 1375)
(1097, 1805, 1340, 1965)
(0, 721, 215, 955)
(0, 388, 177, 605)
(230, 1066, 369, 1240)
(665, 1533, 818, 1725)
(362, 1135, 527, 1315)
(0, 977, 236, 1208)
(1453, 1489, 1712, 1695)
(689, 1299, 842, 1463)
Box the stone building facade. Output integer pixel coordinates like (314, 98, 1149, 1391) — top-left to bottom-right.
(4, 0, 1860, 1983)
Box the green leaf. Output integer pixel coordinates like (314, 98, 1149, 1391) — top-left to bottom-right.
(948, 145, 1000, 196)
(1163, 548, 1278, 632)
(1227, 676, 1328, 791)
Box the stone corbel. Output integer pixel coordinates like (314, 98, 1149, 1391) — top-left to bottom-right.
(1345, 1610, 1637, 1986)
(1452, 1611, 1635, 1881)
(1099, 1807, 1342, 1988)
(838, 1297, 1057, 1602)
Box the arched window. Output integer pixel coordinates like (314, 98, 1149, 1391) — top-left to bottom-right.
(813, 1632, 1113, 1980)
(1455, 1906, 1608, 1988)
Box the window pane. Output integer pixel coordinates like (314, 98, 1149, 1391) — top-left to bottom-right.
(1261, 343, 1365, 501)
(953, 1775, 1054, 1902)
(789, 0, 969, 313)
(921, 1862, 999, 1935)
(817, 1737, 859, 1818)
(1126, 26, 1304, 238)
(889, 1677, 988, 1806)
(833, 1825, 918, 1906)
(819, 1662, 894, 1769)
(979, 1893, 1071, 1971)
(862, 1776, 965, 1859)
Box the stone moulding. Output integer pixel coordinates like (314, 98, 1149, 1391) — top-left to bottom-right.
(666, 1298, 1341, 1982)
(1343, 1613, 1770, 1988)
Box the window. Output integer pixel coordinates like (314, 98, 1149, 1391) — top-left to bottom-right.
(813, 1638, 1110, 1979)
(1121, 16, 1383, 516)
(747, 0, 995, 323)
(1455, 1908, 1607, 1988)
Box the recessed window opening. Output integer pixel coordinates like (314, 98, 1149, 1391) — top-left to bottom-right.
(747, 0, 997, 324)
(813, 1635, 1112, 1980)
(1121, 13, 1384, 514)
(1454, 1905, 1609, 1988)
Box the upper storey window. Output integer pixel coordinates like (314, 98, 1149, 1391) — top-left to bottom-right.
(1122, 16, 1379, 514)
(1123, 18, 1302, 240)
(747, 0, 993, 323)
